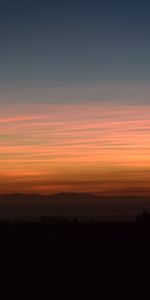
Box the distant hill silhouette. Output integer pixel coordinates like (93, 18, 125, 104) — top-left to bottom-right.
(0, 192, 149, 203)
(0, 192, 150, 219)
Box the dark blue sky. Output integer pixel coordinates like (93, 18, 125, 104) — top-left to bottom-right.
(0, 0, 150, 104)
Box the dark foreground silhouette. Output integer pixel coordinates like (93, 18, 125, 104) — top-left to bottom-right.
(0, 212, 150, 296)
(1, 193, 150, 295)
(1, 211, 150, 252)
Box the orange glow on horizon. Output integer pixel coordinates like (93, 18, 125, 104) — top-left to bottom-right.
(0, 103, 150, 196)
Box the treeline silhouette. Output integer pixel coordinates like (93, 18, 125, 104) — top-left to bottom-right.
(1, 211, 150, 295)
(0, 210, 150, 246)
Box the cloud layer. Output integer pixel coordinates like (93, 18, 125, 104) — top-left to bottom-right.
(0, 102, 150, 195)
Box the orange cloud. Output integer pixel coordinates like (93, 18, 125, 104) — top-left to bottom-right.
(0, 103, 150, 196)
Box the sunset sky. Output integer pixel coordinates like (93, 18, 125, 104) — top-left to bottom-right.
(0, 0, 150, 196)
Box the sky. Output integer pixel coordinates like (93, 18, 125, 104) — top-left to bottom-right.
(0, 0, 150, 196)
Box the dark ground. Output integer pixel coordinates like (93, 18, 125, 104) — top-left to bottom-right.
(0, 216, 149, 297)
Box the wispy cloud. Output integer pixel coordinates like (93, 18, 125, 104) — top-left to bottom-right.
(0, 102, 150, 195)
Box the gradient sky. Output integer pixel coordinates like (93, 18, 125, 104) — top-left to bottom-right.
(0, 0, 150, 195)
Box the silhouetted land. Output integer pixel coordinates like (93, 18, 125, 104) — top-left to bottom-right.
(1, 193, 150, 254)
(1, 210, 150, 253)
(0, 192, 150, 219)
(1, 193, 150, 294)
